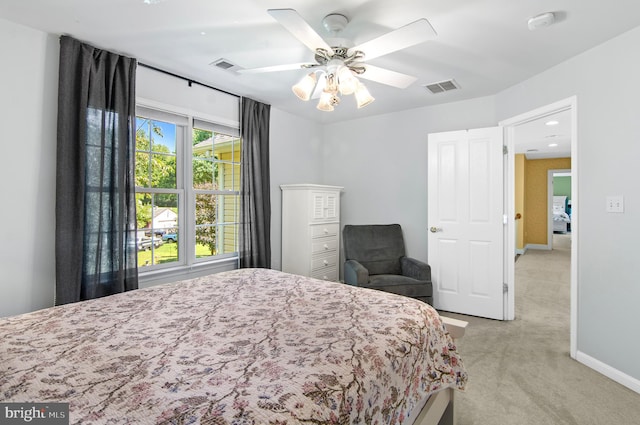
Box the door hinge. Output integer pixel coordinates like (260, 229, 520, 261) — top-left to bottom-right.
(503, 283, 508, 293)
(503, 145, 508, 155)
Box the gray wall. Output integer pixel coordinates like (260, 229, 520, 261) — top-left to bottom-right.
(269, 108, 324, 271)
(322, 96, 497, 262)
(495, 25, 640, 383)
(0, 19, 58, 317)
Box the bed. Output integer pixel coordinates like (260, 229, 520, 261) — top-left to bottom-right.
(553, 195, 571, 233)
(0, 268, 467, 425)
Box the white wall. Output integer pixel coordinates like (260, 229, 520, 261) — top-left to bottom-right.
(136, 66, 240, 128)
(269, 108, 324, 270)
(322, 96, 497, 262)
(0, 18, 59, 317)
(496, 26, 640, 386)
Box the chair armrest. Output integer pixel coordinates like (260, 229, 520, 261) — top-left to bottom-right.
(401, 257, 431, 281)
(344, 259, 369, 286)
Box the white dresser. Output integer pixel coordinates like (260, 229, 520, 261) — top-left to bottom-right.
(281, 184, 343, 281)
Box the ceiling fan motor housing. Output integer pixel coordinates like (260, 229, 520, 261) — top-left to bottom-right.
(322, 13, 349, 33)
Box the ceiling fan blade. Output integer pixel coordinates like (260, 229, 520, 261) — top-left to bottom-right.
(237, 63, 316, 74)
(350, 18, 436, 60)
(358, 64, 418, 89)
(268, 9, 334, 56)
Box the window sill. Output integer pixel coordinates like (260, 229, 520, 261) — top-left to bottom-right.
(138, 256, 239, 289)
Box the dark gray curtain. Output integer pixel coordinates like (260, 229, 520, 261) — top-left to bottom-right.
(55, 36, 138, 305)
(239, 98, 271, 268)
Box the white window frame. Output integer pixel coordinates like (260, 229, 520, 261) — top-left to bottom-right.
(135, 100, 241, 287)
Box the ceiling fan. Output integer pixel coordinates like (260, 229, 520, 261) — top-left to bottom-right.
(238, 9, 437, 111)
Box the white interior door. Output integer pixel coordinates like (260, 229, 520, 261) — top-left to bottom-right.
(428, 127, 504, 320)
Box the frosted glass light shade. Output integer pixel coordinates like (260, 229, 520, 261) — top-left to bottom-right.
(292, 73, 317, 101)
(337, 67, 358, 95)
(317, 91, 336, 111)
(355, 83, 374, 108)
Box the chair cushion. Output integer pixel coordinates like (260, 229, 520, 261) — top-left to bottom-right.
(343, 224, 405, 275)
(367, 275, 433, 298)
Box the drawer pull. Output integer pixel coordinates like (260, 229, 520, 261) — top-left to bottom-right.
(323, 244, 329, 250)
(323, 228, 329, 234)
(323, 260, 329, 265)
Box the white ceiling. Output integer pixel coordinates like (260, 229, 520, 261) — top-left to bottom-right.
(514, 109, 572, 159)
(2, 0, 640, 126)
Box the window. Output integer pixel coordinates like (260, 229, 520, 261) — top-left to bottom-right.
(192, 124, 241, 259)
(134, 108, 241, 271)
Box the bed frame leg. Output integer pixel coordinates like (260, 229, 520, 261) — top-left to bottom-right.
(437, 399, 454, 425)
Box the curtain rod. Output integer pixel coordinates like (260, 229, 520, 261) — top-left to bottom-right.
(138, 63, 241, 99)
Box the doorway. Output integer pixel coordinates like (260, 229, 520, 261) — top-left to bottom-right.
(500, 96, 578, 359)
(549, 169, 572, 249)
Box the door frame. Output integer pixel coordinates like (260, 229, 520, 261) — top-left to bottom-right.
(548, 169, 571, 245)
(499, 96, 578, 359)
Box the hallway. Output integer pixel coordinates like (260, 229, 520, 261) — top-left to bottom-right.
(515, 233, 571, 329)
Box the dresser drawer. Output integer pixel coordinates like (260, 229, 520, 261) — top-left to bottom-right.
(311, 253, 338, 271)
(311, 267, 338, 281)
(310, 223, 339, 239)
(311, 238, 338, 254)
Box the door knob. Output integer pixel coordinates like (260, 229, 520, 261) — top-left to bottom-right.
(430, 226, 442, 233)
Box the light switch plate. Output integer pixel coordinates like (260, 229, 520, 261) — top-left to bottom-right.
(606, 196, 624, 213)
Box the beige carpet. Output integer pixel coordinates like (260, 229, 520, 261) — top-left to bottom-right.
(443, 234, 640, 425)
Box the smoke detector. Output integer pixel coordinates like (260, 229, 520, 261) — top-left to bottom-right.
(527, 12, 555, 31)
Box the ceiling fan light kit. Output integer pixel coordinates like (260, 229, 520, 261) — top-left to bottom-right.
(244, 8, 437, 112)
(292, 60, 374, 111)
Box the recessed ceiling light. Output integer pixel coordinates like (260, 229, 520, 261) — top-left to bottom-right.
(545, 120, 559, 126)
(548, 143, 559, 147)
(200, 31, 207, 36)
(527, 149, 539, 152)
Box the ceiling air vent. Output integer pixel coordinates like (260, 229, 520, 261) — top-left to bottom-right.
(210, 58, 241, 72)
(424, 79, 460, 94)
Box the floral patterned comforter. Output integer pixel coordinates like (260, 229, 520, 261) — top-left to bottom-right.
(0, 268, 466, 424)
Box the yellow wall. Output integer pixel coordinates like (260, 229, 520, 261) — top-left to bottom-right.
(521, 157, 571, 246)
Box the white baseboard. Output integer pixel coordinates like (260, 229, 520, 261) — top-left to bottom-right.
(525, 243, 551, 251)
(576, 350, 640, 394)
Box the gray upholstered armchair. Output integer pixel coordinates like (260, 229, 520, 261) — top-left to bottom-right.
(342, 224, 433, 305)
